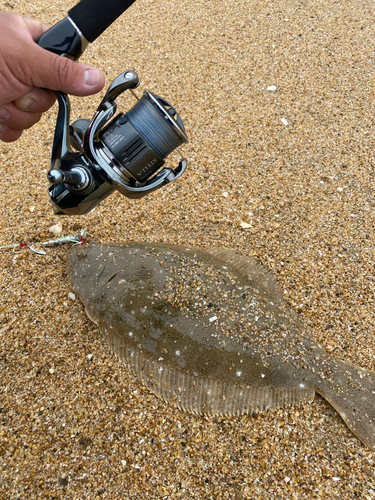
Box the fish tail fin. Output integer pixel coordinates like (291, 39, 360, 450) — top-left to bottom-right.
(315, 359, 375, 451)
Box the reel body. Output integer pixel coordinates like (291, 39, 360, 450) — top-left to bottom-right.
(48, 70, 188, 215)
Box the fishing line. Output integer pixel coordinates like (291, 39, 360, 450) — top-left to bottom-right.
(127, 93, 186, 158)
(0, 230, 86, 255)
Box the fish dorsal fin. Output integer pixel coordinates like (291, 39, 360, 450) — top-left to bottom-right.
(203, 248, 285, 305)
(104, 325, 315, 415)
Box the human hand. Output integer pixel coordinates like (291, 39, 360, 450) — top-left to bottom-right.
(0, 12, 105, 142)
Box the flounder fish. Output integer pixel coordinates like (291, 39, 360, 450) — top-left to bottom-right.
(67, 242, 375, 451)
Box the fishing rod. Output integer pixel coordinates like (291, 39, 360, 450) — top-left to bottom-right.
(37, 0, 188, 215)
(37, 0, 137, 59)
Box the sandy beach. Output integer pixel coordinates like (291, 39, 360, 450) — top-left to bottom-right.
(0, 0, 375, 498)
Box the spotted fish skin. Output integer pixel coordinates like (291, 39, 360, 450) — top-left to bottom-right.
(66, 242, 375, 451)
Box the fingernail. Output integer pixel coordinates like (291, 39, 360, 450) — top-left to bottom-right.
(19, 98, 36, 111)
(0, 124, 7, 136)
(84, 68, 100, 86)
(0, 109, 9, 121)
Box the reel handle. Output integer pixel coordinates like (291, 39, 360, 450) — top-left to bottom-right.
(99, 71, 139, 106)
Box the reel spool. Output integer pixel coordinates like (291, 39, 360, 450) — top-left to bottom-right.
(99, 91, 187, 185)
(47, 70, 188, 215)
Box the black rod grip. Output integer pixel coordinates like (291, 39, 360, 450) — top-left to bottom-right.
(68, 0, 136, 43)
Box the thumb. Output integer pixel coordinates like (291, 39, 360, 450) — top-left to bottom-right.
(25, 46, 105, 96)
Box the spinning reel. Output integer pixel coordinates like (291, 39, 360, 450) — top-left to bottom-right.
(48, 70, 188, 215)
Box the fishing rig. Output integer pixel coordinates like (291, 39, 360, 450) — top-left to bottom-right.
(37, 0, 188, 215)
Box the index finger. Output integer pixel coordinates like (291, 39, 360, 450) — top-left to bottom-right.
(22, 16, 50, 41)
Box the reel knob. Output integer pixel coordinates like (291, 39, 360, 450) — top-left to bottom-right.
(48, 166, 91, 191)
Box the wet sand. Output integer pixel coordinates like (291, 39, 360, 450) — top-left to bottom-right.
(0, 0, 375, 498)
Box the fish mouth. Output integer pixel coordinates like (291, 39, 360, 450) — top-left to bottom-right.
(83, 302, 100, 325)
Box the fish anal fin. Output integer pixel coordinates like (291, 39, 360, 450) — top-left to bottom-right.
(105, 328, 315, 416)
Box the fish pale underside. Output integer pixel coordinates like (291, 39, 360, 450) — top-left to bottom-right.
(67, 242, 375, 451)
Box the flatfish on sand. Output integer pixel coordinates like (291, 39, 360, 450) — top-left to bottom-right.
(67, 242, 375, 451)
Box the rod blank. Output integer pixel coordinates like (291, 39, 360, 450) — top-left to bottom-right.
(68, 0, 137, 43)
